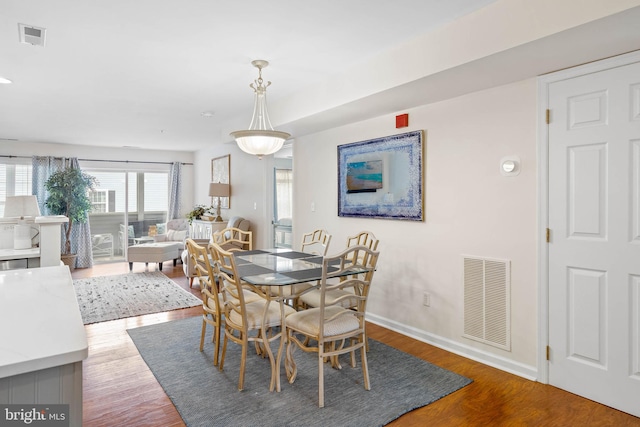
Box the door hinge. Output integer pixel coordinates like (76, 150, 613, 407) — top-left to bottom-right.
(546, 109, 550, 124)
(546, 345, 550, 361)
(546, 228, 551, 243)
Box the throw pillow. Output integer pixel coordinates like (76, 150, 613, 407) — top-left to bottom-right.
(167, 229, 188, 242)
(156, 223, 166, 235)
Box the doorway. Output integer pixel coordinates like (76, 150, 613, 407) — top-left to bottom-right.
(539, 51, 640, 417)
(273, 167, 293, 248)
(85, 169, 169, 263)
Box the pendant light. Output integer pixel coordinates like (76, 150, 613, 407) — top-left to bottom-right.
(230, 60, 290, 159)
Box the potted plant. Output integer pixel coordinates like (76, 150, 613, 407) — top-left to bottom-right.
(45, 167, 97, 269)
(186, 204, 213, 224)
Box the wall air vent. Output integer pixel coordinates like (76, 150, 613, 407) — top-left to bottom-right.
(463, 255, 511, 351)
(18, 23, 46, 47)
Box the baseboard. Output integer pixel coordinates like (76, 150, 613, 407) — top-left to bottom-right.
(367, 313, 538, 381)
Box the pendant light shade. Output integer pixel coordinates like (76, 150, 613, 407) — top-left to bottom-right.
(230, 60, 290, 159)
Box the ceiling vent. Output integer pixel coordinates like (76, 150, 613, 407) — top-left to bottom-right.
(18, 23, 46, 47)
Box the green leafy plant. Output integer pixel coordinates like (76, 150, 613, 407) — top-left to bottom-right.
(45, 167, 97, 255)
(186, 204, 212, 224)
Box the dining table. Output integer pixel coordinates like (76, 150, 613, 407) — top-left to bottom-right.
(228, 248, 368, 392)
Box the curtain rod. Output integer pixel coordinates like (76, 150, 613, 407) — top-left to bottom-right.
(0, 155, 192, 166)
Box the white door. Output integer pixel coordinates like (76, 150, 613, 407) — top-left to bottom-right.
(548, 59, 640, 417)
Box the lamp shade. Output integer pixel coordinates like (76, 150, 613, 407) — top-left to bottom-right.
(231, 130, 288, 158)
(209, 183, 230, 198)
(3, 195, 41, 218)
(230, 60, 291, 159)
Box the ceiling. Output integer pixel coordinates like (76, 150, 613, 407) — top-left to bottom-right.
(0, 0, 499, 152)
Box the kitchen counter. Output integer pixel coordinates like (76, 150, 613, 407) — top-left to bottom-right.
(0, 265, 87, 426)
(0, 247, 39, 261)
(0, 265, 87, 378)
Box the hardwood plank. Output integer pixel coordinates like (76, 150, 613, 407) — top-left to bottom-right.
(73, 261, 640, 426)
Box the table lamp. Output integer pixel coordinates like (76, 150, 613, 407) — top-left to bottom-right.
(3, 195, 41, 249)
(209, 183, 230, 222)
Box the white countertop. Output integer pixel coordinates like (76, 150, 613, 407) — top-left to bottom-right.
(0, 266, 88, 378)
(0, 247, 40, 260)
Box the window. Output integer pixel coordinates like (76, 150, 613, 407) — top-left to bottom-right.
(274, 169, 293, 221)
(0, 162, 33, 217)
(85, 170, 167, 214)
(89, 189, 115, 213)
(143, 173, 168, 212)
(89, 171, 138, 212)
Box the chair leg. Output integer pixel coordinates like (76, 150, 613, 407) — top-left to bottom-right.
(365, 323, 370, 352)
(213, 322, 221, 367)
(318, 353, 325, 408)
(350, 344, 356, 367)
(199, 318, 207, 352)
(189, 277, 194, 288)
(219, 333, 228, 371)
(361, 343, 370, 391)
(238, 338, 247, 391)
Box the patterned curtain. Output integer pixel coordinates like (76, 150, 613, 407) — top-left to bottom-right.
(32, 156, 94, 268)
(32, 156, 64, 215)
(168, 161, 182, 220)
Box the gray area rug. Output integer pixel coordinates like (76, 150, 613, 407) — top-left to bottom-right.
(128, 316, 472, 427)
(74, 272, 202, 324)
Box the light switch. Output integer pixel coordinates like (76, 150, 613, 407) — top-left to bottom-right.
(311, 202, 315, 212)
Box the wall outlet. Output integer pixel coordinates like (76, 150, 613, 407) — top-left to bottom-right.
(423, 292, 431, 307)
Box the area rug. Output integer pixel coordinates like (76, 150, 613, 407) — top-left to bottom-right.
(73, 272, 202, 324)
(127, 316, 472, 427)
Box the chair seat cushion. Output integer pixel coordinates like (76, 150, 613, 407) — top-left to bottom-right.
(287, 306, 359, 337)
(238, 289, 263, 304)
(267, 282, 313, 297)
(229, 299, 295, 329)
(206, 293, 224, 310)
(299, 289, 357, 309)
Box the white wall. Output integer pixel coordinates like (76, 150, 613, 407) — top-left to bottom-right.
(192, 142, 275, 249)
(294, 78, 538, 374)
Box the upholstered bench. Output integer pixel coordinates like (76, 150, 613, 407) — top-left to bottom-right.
(127, 241, 183, 271)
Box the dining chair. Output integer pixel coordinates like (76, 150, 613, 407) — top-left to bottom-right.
(187, 238, 224, 366)
(299, 233, 380, 350)
(299, 230, 378, 309)
(346, 230, 379, 257)
(300, 229, 332, 256)
(212, 227, 253, 251)
(285, 244, 380, 407)
(281, 229, 333, 309)
(211, 242, 296, 391)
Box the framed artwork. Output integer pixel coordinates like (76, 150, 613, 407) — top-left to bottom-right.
(338, 130, 424, 221)
(211, 155, 230, 209)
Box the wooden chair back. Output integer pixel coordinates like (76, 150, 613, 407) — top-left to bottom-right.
(212, 227, 253, 251)
(186, 238, 223, 365)
(301, 229, 332, 256)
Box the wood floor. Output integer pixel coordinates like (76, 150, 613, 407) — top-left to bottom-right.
(74, 261, 640, 426)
